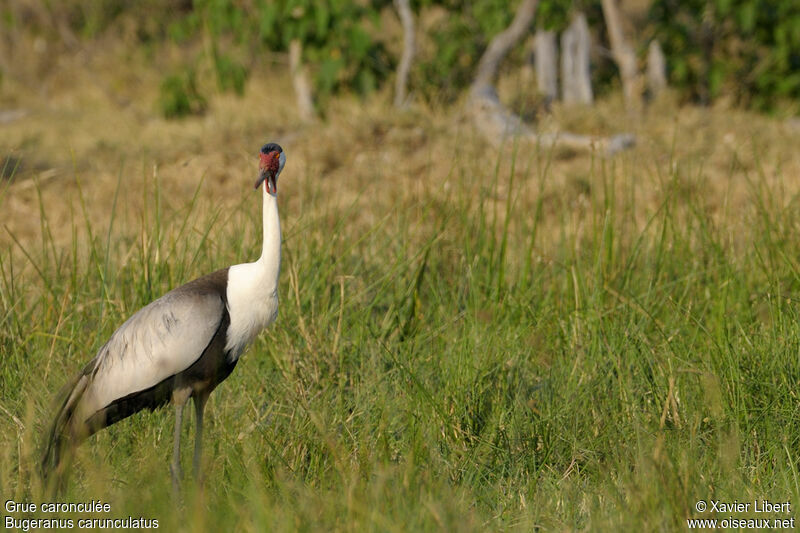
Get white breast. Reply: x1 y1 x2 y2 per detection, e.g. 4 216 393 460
225 261 279 361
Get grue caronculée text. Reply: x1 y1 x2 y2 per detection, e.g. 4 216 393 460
42 143 286 490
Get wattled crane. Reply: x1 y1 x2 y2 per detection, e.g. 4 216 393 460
42 143 286 491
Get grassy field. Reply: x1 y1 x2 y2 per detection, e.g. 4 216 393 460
2 40 800 531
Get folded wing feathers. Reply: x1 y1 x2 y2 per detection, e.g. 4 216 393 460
41 269 230 481
79 289 225 421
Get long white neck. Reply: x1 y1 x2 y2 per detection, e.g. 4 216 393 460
224 184 281 360
259 185 281 280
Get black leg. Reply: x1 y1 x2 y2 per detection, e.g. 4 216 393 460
170 390 190 494
193 393 208 482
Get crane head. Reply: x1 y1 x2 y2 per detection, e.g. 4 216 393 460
255 143 286 194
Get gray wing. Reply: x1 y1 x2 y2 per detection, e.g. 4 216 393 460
77 288 225 421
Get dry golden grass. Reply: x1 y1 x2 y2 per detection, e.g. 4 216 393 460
2 40 799 273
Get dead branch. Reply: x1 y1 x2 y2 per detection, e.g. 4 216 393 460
469 85 634 156
393 0 415 108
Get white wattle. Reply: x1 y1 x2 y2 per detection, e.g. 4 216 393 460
225 183 281 361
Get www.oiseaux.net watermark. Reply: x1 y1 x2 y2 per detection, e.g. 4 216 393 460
688 499 794 529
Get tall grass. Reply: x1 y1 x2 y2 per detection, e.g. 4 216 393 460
1 138 798 531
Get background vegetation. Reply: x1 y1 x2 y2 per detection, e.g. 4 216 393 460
0 0 799 531
649 0 800 110
2 0 796 115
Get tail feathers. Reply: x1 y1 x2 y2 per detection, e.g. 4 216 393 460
41 371 92 483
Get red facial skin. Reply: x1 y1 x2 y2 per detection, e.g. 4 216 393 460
257 151 281 193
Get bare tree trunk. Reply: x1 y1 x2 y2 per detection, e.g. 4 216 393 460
467 0 539 144
472 0 540 91
561 13 593 105
289 39 315 122
534 30 558 104
647 40 667 97
601 0 641 111
393 0 415 108
467 2 633 156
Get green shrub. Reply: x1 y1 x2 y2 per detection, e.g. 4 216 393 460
256 0 392 104
212 49 248 96
159 69 207 118
649 0 800 111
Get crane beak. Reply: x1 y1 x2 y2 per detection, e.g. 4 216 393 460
254 169 277 194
